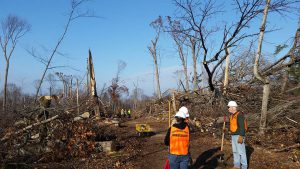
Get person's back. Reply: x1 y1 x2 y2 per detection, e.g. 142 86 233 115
164 111 190 169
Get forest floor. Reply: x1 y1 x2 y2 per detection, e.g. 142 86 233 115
26 116 300 169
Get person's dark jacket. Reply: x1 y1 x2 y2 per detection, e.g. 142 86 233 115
164 122 190 146
231 112 246 136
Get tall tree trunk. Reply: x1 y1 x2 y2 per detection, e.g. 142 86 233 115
149 16 162 99
148 37 162 99
154 57 162 99
253 0 271 135
178 45 190 94
76 79 79 115
183 60 189 93
192 54 197 91
190 38 198 91
200 62 206 91
69 78 72 98
223 43 230 94
281 69 289 93
260 83 270 132
3 60 9 112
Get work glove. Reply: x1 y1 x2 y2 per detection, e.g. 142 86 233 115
237 135 244 144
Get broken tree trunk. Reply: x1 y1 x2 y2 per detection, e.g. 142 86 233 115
88 49 100 119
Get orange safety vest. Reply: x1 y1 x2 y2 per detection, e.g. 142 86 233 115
230 112 248 132
170 126 189 155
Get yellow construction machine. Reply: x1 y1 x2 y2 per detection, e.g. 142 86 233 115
135 124 151 137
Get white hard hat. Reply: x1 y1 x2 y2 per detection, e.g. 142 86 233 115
175 111 186 119
228 101 238 107
179 106 189 118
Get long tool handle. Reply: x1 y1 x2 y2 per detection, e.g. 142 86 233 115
168 101 171 127
220 116 226 151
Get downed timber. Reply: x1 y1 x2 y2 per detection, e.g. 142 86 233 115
285 84 300 93
1 115 59 141
265 125 294 130
285 117 298 124
272 143 300 152
268 100 299 123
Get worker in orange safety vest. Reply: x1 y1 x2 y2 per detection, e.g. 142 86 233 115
228 101 247 169
164 111 190 169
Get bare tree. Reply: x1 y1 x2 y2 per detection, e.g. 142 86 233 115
253 0 271 135
254 1 300 135
132 79 143 110
228 44 255 85
172 0 296 92
188 35 201 92
148 16 162 99
0 15 30 111
0 83 23 108
166 17 190 93
45 73 57 95
32 0 95 102
173 70 184 90
55 72 69 97
107 61 128 114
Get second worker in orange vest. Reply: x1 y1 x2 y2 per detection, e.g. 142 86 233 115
164 111 190 169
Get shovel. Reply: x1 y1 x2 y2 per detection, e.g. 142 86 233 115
218 115 226 164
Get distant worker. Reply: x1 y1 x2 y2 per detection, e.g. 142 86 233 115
127 109 131 118
228 101 247 169
165 111 190 169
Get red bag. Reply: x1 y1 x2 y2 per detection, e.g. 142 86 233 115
164 159 170 169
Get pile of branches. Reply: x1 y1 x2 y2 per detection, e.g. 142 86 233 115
0 96 120 168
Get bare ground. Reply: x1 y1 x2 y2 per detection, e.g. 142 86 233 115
13 116 300 169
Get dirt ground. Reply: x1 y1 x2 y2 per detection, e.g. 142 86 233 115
117 117 300 169
24 116 299 169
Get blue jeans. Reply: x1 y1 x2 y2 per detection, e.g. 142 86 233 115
168 154 189 169
231 135 248 169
